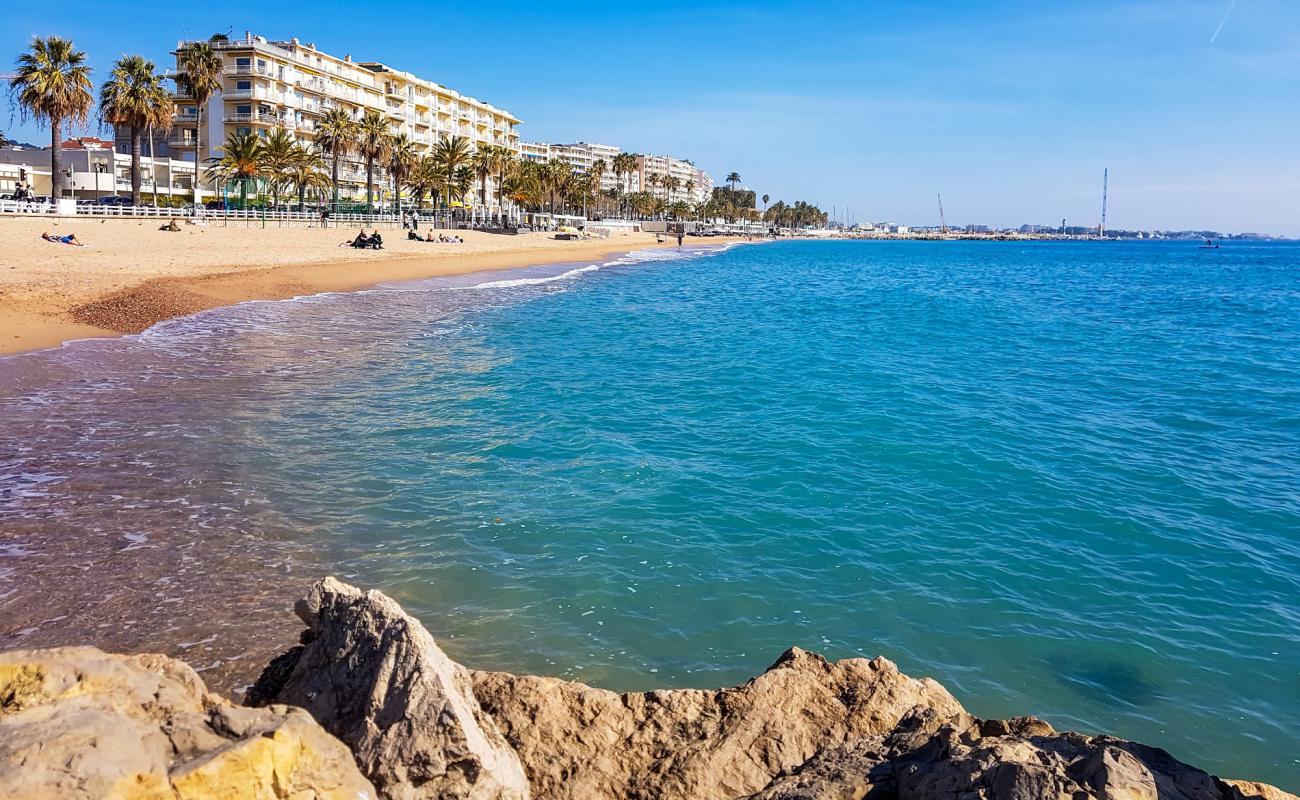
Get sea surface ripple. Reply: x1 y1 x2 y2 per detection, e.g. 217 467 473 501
1 240 1297 788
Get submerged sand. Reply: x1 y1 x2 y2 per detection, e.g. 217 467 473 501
1 217 703 356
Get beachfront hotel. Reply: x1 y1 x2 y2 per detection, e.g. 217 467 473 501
522 141 712 205
163 31 521 205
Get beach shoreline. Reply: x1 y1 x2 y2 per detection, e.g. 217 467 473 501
1 217 743 357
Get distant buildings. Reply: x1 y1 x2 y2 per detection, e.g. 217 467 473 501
521 140 712 204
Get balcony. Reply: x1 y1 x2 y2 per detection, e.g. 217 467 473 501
173 114 199 127
232 64 269 76
297 77 329 94
224 112 282 125
224 89 255 100
168 137 197 149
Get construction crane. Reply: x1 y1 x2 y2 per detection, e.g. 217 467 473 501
1099 168 1108 238
937 194 947 235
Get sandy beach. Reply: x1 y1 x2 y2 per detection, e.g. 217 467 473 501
0 217 711 356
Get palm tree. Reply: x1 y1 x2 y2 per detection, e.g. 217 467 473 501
726 172 741 194
356 109 390 212
490 147 517 222
0 130 9 148
285 145 329 210
432 135 474 213
471 145 494 211
406 154 441 210
540 159 570 214
9 36 93 201
612 152 638 216
502 160 542 212
386 132 418 217
205 130 263 206
176 39 223 205
258 126 297 208
664 176 680 204
762 193 770 214
315 107 358 208
98 55 172 206
588 158 607 214
451 164 476 209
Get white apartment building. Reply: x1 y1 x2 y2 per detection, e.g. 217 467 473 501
168 32 520 207
520 141 633 193
636 154 711 205
519 140 712 203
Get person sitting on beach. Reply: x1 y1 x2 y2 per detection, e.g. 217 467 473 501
349 230 370 248
42 231 84 246
369 232 383 249
159 218 182 232
408 230 424 242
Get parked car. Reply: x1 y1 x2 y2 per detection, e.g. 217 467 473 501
94 196 132 206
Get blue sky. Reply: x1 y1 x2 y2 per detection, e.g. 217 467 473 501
5 0 1297 235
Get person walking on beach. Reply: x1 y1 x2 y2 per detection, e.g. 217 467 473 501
677 232 684 247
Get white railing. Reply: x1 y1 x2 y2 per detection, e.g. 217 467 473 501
0 200 497 229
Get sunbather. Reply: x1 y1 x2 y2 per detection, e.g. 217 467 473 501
42 231 83 246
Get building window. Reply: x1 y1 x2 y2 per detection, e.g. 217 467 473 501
236 80 251 91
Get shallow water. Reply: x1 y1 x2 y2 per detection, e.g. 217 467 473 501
1 240 1297 787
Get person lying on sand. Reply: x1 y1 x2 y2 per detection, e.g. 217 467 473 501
42 231 84 246
408 230 425 241
159 218 181 232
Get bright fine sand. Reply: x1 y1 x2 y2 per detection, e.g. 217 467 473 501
1 217 704 356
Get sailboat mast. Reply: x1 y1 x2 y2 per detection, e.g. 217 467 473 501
1100 168 1108 238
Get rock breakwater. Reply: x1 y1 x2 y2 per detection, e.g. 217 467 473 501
1 578 1293 800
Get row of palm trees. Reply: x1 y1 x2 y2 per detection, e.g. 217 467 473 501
10 34 821 224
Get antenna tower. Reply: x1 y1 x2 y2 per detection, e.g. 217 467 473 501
1100 168 1108 238
937 194 947 234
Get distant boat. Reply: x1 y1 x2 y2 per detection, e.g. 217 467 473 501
1199 239 1221 249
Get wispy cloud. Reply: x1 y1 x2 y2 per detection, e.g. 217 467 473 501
1209 0 1238 44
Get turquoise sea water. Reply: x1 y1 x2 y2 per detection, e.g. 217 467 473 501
1 240 1298 787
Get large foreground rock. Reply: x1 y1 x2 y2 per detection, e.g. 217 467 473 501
247 577 1296 800
0 646 374 800
246 576 530 800
472 647 964 799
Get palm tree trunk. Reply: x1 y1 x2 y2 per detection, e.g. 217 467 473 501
366 155 374 212
298 184 306 210
130 127 143 207
331 152 340 208
193 107 203 207
50 117 64 200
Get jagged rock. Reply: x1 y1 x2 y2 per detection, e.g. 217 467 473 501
247 577 529 800
0 646 375 800
5 580 1298 800
750 716 1299 800
470 646 965 800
